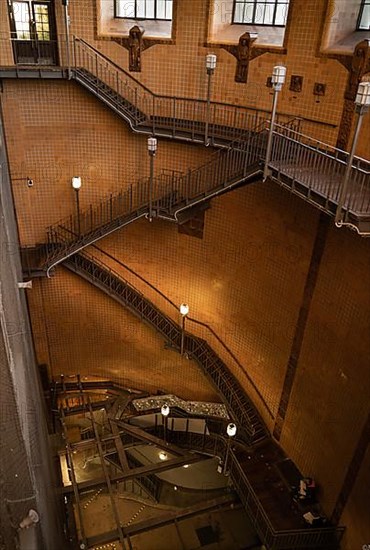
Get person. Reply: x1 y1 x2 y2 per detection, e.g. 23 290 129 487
293 477 316 502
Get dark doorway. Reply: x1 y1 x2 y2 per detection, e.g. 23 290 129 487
8 1 58 65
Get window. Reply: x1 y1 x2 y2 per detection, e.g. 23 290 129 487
116 0 173 20
233 0 290 26
357 0 370 29
13 2 31 39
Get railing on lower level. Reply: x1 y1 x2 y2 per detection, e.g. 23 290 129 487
147 428 344 550
64 251 268 445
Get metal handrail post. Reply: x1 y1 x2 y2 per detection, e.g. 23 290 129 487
63 0 71 79
335 105 366 225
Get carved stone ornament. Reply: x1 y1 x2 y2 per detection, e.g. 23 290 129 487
337 39 370 150
235 32 258 83
112 25 154 73
219 32 259 84
345 39 370 101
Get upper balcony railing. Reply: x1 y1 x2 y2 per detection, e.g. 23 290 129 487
269 124 370 228
71 36 302 145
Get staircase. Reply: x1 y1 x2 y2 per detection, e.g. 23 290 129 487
63 251 268 446
2 37 368 238
43 128 265 275
71 36 274 146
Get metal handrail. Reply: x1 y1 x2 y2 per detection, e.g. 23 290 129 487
63 251 268 444
89 245 274 420
273 123 370 168
270 126 370 216
146 427 345 549
44 127 266 272
71 37 308 145
70 37 338 130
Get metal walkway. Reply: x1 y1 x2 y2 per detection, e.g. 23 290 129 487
1 37 369 249
42 128 265 274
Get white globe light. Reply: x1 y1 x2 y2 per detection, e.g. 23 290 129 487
355 81 370 107
159 451 168 461
179 303 189 316
206 53 217 71
227 423 237 437
71 176 81 190
271 65 286 91
161 404 170 417
147 136 157 152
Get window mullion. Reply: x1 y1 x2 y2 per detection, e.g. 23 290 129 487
252 1 257 24
273 0 278 25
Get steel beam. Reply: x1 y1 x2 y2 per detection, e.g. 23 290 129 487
62 452 206 495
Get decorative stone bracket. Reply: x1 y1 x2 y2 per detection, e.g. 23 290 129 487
112 25 169 72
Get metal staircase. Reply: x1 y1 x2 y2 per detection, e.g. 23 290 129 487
2 37 368 239
71 37 275 146
43 128 265 275
63 251 268 446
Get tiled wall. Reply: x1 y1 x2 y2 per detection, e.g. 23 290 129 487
1 0 370 547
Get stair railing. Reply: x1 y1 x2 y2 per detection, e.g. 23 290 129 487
72 37 298 144
86 245 275 423
64 251 268 444
270 124 370 216
44 125 267 273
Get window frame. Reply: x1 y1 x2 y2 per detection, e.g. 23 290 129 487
357 0 370 30
114 0 173 21
232 0 290 27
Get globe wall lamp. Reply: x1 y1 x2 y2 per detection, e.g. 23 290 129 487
179 303 189 356
263 65 287 181
335 81 370 227
205 53 217 145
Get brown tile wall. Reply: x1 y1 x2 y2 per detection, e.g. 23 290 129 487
27 268 219 402
2 80 212 245
1 0 369 546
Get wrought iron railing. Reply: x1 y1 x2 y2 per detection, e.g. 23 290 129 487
72 37 301 145
44 128 265 273
63 251 268 445
270 124 370 221
146 427 344 549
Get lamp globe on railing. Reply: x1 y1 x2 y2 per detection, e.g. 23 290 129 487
161 403 170 443
223 422 237 475
179 303 189 317
263 65 287 181
147 136 157 156
71 177 82 235
205 54 217 145
71 176 82 190
206 53 217 75
226 422 237 438
161 403 170 417
179 303 189 356
147 137 157 222
271 65 286 92
355 81 370 114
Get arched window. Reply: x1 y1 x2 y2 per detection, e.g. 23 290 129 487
233 0 290 26
357 0 370 29
115 0 173 20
